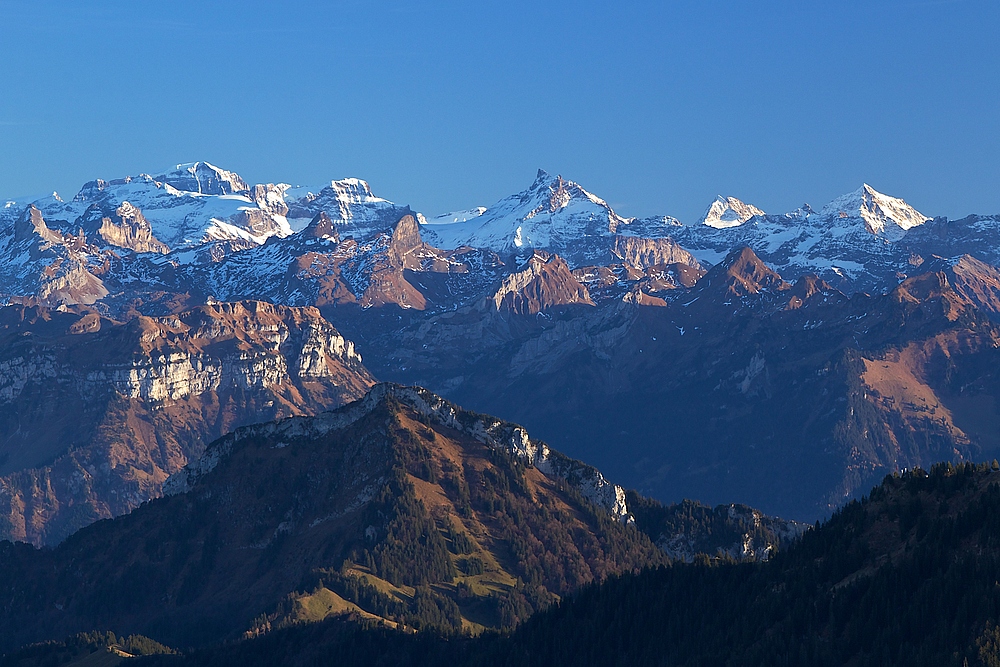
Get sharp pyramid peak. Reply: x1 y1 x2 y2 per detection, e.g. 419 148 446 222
534 168 551 182
699 195 765 229
699 246 787 296
819 183 930 239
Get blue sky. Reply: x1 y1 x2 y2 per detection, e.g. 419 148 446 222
0 0 997 222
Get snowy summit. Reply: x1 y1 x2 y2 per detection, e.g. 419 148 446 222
698 196 765 229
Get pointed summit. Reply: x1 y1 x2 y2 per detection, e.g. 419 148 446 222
490 252 595 315
420 170 631 265
699 247 788 297
819 184 929 241
699 196 765 229
14 205 60 244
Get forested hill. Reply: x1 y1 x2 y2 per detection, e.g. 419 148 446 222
132 462 1000 667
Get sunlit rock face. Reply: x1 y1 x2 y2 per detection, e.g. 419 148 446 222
0 300 374 546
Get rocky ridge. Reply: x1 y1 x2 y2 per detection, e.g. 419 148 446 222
0 384 668 650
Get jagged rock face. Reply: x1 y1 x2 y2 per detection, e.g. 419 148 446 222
387 213 423 264
0 301 374 546
0 206 110 306
696 246 790 299
14 205 61 244
249 183 291 217
302 211 339 240
915 254 1000 320
0 384 665 650
610 234 700 271
78 201 171 254
284 178 413 241
491 252 594 315
153 162 250 196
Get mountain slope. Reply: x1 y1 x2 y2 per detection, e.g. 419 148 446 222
133 462 1000 667
0 384 667 651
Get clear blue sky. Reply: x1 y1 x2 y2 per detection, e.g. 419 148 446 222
0 0 997 222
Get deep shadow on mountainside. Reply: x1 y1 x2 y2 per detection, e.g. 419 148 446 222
0 384 802 655
346 246 1000 523
124 462 1000 667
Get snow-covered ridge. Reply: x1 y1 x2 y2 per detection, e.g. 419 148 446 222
0 164 418 264
665 183 934 292
426 207 487 225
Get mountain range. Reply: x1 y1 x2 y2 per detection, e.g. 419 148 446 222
6 161 998 309
4 162 1000 665
3 162 1000 531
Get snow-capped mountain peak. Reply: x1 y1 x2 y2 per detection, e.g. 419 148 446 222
818 184 929 241
699 196 765 229
152 162 250 196
420 169 632 264
282 178 409 238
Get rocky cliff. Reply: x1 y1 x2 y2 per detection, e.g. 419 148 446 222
0 300 374 545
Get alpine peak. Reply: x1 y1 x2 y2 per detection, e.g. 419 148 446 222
699 195 765 229
818 183 930 241
152 161 250 196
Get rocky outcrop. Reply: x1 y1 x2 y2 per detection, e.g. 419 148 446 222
14 205 62 244
696 246 789 298
0 301 374 546
302 211 340 240
490 252 595 315
2 206 110 306
250 183 291 217
78 201 170 254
